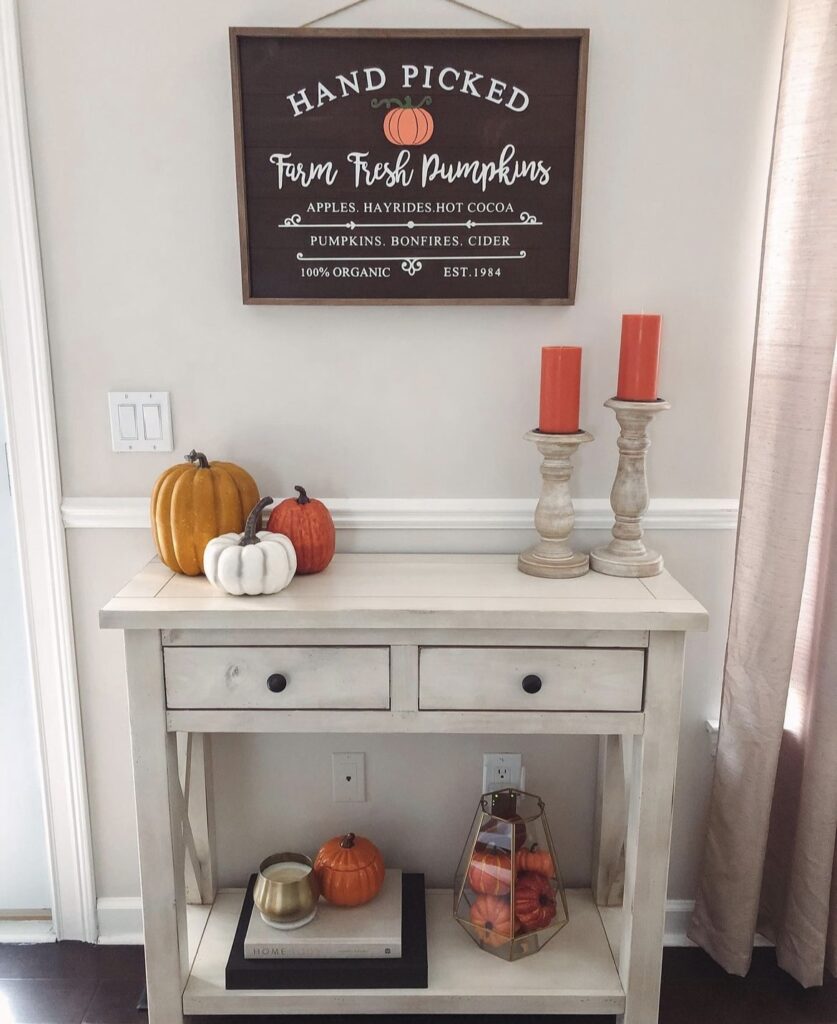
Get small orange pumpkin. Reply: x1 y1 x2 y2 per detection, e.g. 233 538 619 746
516 845 554 878
267 485 335 574
468 846 512 896
514 871 557 932
314 833 384 907
469 895 513 948
373 96 434 146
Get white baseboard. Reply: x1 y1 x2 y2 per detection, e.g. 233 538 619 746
95 897 143 945
0 918 56 943
63 497 739 532
96 895 704 946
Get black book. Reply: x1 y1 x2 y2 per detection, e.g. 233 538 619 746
225 872 428 990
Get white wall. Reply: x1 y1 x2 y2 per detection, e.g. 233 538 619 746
19 0 786 912
0 393 51 912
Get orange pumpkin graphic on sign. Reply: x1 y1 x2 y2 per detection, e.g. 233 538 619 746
371 96 434 146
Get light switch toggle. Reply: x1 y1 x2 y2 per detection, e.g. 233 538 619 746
108 392 173 452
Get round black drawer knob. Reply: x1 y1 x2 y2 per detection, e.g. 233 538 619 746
266 673 288 693
522 674 542 694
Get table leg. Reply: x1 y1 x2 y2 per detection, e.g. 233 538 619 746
618 631 685 1024
179 732 217 904
125 630 187 1024
593 734 627 909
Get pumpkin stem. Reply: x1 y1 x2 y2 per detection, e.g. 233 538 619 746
340 833 356 849
370 95 431 110
240 497 273 546
185 449 210 469
294 485 311 505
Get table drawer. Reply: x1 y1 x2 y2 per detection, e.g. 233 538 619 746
164 647 390 710
419 647 644 712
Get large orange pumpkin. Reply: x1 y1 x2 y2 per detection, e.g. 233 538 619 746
469 895 513 948
267 485 335 574
514 871 557 932
151 449 259 576
374 96 434 146
468 846 512 896
314 833 384 907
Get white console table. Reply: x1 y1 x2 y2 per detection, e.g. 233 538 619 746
101 553 707 1023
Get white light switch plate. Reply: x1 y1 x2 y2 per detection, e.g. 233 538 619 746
108 392 173 452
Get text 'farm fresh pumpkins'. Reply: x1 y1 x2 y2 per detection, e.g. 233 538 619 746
151 450 259 576
314 833 384 907
267 485 335 574
203 498 297 596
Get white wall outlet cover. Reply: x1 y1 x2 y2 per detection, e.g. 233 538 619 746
332 752 366 803
482 753 523 794
108 392 173 452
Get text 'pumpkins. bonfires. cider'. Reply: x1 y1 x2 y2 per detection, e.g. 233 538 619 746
267 485 335 574
151 450 259 576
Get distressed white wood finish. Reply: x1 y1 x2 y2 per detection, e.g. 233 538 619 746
162 627 649 648
164 646 390 710
123 631 187 1024
184 888 624 1016
419 647 644 711
591 399 671 578
166 708 646 735
518 430 594 578
101 554 707 632
178 733 216 905
104 555 706 1023
592 735 628 907
617 632 686 1023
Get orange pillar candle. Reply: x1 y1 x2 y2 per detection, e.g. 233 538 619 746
616 314 662 400
539 346 582 433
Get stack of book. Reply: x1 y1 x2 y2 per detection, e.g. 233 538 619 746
225 869 428 989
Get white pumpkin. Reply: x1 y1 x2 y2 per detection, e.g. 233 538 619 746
204 497 297 596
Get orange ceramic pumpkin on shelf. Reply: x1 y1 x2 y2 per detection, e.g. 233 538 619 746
514 871 557 932
469 895 513 948
516 845 555 878
468 846 512 896
314 833 384 907
267 485 335 574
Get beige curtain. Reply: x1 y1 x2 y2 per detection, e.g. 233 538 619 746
688 0 837 987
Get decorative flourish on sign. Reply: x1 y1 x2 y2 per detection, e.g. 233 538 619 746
370 96 434 146
296 251 527 275
278 212 543 230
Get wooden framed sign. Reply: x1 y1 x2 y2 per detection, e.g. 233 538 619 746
230 28 588 305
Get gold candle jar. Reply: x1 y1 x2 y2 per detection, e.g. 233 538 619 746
253 852 320 930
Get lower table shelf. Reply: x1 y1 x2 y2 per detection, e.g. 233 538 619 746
183 887 625 1016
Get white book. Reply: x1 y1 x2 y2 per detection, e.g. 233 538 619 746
244 869 402 959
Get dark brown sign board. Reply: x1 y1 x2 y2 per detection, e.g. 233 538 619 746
230 28 588 305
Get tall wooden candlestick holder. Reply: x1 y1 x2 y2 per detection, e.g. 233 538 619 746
519 429 593 579
590 398 670 577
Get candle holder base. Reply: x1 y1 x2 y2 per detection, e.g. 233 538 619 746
590 398 670 579
518 429 593 580
589 544 663 578
519 545 590 579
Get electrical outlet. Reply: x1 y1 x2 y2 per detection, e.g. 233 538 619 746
332 752 366 802
482 753 524 793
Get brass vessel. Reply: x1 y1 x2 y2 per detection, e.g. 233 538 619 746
253 852 320 929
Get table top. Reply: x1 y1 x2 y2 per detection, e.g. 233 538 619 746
100 554 708 632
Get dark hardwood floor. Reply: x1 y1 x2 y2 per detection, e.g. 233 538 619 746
0 942 834 1023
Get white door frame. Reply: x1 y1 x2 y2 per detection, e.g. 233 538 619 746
0 0 97 941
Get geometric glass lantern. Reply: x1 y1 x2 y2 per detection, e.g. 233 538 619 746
453 788 569 961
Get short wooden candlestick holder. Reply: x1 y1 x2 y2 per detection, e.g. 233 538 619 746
518 429 593 579
590 397 671 578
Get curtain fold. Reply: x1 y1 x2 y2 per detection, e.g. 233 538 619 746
688 0 837 987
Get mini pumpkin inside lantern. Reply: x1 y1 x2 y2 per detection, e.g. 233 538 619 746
454 789 568 961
